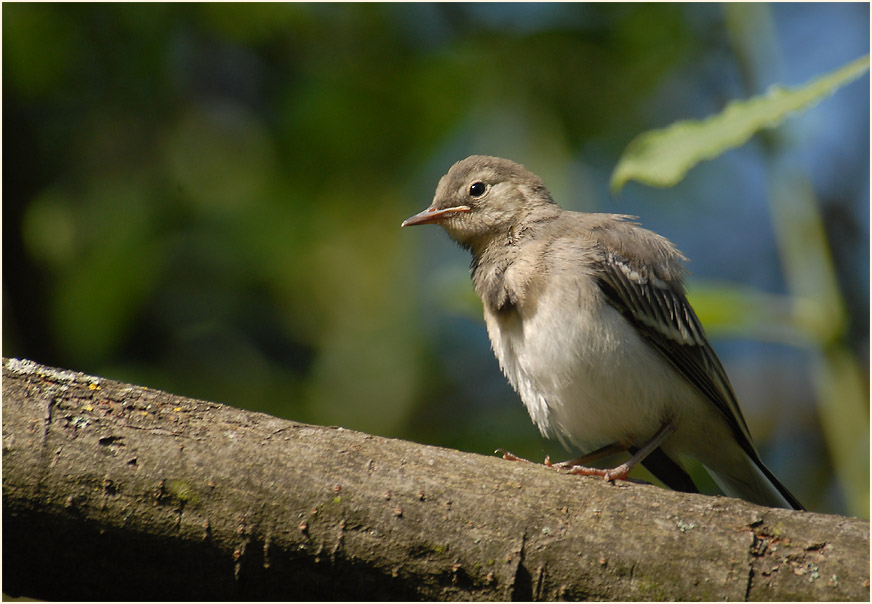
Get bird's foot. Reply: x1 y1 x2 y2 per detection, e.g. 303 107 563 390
498 450 575 470
495 448 534 464
544 456 578 469
499 449 636 484
565 462 631 483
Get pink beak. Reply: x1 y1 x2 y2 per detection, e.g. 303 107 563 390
401 205 471 227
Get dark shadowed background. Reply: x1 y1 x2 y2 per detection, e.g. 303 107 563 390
3 3 868 517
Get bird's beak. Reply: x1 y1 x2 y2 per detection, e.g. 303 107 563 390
401 205 471 227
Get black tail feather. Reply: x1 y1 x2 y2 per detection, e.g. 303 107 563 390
632 445 698 494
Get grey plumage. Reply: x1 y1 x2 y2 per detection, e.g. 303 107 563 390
403 155 802 510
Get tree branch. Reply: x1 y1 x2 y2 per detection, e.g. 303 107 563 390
2 357 868 600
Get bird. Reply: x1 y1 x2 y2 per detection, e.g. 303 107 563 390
402 154 803 510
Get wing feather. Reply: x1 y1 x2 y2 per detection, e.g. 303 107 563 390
593 248 803 510
595 250 755 449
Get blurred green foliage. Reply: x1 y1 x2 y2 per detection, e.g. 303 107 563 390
611 54 869 191
3 3 868 517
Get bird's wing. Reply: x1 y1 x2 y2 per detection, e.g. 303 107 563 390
594 249 804 510
594 250 756 450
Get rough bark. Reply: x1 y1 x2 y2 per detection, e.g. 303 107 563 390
2 357 869 601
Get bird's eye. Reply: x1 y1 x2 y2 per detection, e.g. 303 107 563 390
468 181 488 198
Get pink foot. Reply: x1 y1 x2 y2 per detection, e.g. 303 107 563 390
495 449 533 463
566 463 631 483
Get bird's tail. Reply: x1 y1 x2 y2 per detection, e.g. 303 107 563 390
707 452 803 510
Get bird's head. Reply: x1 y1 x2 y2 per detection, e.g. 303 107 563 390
402 155 556 251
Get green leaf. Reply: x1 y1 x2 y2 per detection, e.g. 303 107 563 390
610 54 870 192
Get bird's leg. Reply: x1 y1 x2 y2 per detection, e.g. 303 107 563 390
566 421 677 483
545 442 629 468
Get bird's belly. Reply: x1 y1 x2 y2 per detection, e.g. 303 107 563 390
485 299 704 451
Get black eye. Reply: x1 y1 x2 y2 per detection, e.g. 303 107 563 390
468 181 487 198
